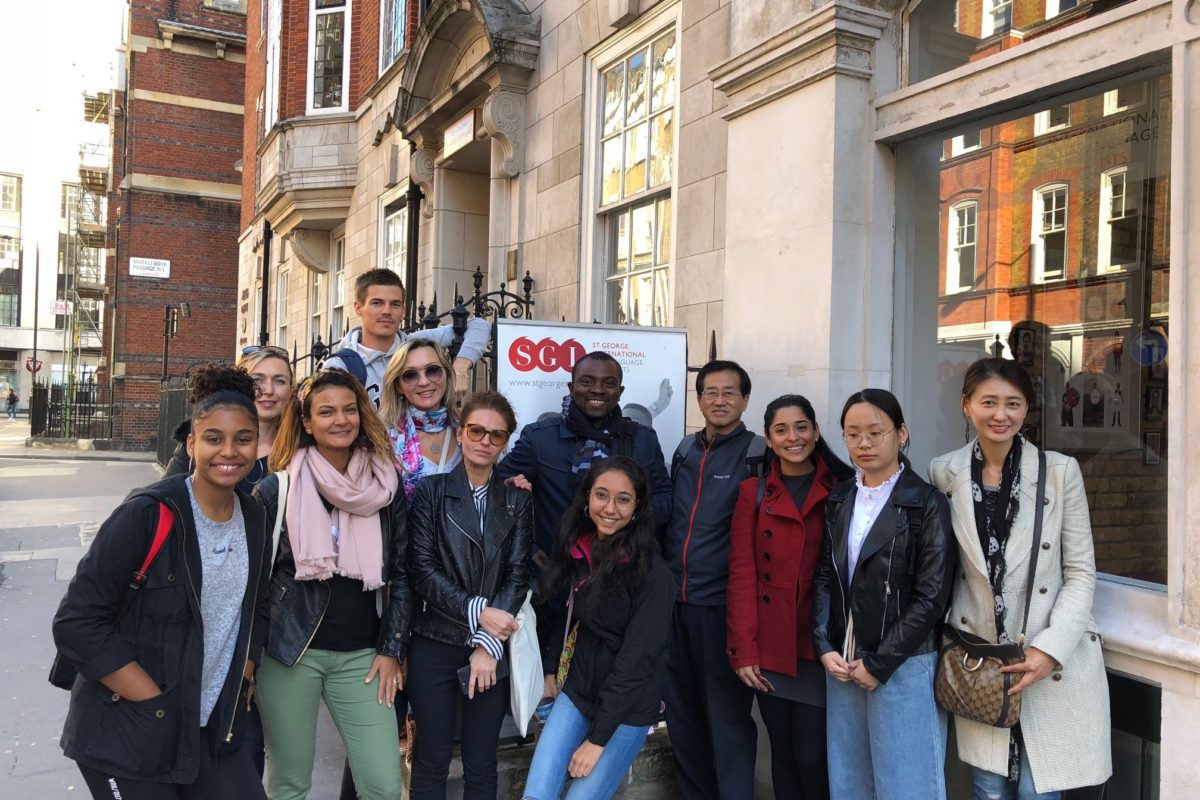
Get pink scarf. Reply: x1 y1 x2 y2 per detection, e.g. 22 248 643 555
285 447 399 590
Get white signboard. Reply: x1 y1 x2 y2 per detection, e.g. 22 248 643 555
51 300 74 315
496 319 688 452
130 257 170 278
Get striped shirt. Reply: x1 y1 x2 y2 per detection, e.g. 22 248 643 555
465 480 505 660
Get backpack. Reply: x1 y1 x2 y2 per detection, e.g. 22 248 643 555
328 347 368 386
670 432 768 485
49 501 175 690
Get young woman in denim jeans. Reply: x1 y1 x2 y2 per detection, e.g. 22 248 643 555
931 359 1110 799
522 457 675 800
812 389 957 800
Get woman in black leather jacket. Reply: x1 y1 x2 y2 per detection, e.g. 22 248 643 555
812 389 956 800
407 390 533 800
253 369 410 800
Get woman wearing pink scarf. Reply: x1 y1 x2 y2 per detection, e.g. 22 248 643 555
253 370 410 800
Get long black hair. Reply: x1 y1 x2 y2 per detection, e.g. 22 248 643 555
763 394 854 481
839 388 912 469
543 456 657 610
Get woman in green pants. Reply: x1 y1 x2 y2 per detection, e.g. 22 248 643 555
253 369 411 800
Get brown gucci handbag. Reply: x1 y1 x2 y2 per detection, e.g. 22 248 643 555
934 451 1046 728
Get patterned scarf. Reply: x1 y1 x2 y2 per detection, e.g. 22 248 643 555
969 434 1024 782
389 406 451 499
561 395 623 476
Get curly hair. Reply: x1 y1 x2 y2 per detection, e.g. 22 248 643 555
188 362 258 426
269 369 392 471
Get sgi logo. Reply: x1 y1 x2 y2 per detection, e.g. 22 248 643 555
508 337 586 373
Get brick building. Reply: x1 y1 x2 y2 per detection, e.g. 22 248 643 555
102 0 247 448
241 0 1200 795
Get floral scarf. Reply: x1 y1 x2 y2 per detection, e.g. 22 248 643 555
389 406 451 499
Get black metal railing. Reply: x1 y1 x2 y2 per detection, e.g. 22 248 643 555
157 377 190 466
30 378 113 439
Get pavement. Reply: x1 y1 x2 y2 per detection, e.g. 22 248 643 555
0 417 158 462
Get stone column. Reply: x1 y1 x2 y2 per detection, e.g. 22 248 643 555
482 86 527 287
710 1 893 432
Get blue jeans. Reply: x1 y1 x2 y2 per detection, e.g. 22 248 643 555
522 692 649 800
826 650 946 800
971 743 1062 800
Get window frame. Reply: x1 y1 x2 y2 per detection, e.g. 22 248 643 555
950 130 982 156
309 267 324 346
0 174 21 213
306 0 352 116
1031 183 1069 283
265 0 281 132
1098 164 1140 274
329 237 345 340
379 0 407 75
1045 0 1079 19
1103 82 1147 116
579 1 681 325
946 200 979 294
981 0 1013 38
276 268 289 347
1033 104 1071 135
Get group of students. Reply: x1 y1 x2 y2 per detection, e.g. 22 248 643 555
50 267 1111 800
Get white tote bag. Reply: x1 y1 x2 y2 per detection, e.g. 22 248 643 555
508 591 542 737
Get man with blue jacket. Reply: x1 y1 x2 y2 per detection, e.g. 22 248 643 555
664 360 765 800
497 351 672 686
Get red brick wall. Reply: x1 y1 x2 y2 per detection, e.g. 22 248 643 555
243 0 266 230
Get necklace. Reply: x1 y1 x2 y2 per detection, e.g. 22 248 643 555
429 437 443 456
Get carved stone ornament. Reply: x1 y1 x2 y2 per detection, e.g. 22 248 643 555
481 89 526 179
286 229 332 274
410 145 437 219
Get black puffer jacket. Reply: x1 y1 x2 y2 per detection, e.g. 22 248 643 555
408 464 533 646
53 475 269 782
254 466 411 667
812 466 956 684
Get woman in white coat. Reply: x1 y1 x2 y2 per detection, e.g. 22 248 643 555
930 358 1110 799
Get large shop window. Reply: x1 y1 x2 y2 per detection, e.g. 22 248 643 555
896 74 1170 584
308 0 350 113
597 28 677 326
908 0 1135 84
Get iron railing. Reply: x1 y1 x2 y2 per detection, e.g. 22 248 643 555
30 378 113 439
157 378 190 466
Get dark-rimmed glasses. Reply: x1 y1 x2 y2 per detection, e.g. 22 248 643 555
462 423 510 447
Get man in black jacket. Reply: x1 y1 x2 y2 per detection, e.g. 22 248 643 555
663 360 764 800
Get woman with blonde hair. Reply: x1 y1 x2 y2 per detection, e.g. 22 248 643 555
379 338 461 499
253 369 410 800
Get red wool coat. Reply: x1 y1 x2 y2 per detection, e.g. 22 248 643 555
726 457 836 675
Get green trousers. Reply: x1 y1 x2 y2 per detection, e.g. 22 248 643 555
257 648 402 800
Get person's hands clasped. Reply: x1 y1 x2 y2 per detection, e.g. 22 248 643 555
468 646 498 700
847 659 879 691
479 607 519 641
820 652 854 682
569 741 604 778
365 655 403 707
1001 646 1057 695
735 665 775 693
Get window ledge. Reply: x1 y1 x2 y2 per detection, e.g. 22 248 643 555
1095 578 1200 676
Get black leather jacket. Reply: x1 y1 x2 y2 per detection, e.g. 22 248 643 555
408 464 534 647
254 468 411 667
812 466 956 684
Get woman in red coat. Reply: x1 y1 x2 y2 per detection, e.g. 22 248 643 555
726 394 854 799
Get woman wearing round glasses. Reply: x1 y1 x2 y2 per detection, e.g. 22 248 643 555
812 389 956 800
379 339 462 500
406 391 533 799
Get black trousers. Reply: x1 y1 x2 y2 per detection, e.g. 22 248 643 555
756 693 829 800
406 634 510 800
78 739 265 800
663 602 758 800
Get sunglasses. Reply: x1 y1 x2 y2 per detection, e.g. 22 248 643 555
400 364 445 386
462 423 510 447
242 345 290 358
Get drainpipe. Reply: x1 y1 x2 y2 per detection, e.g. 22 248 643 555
404 144 423 329
259 220 272 346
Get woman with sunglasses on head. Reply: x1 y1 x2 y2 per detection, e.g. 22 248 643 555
522 456 675 800
930 359 1110 799
405 390 533 800
726 394 855 800
252 369 410 800
53 364 270 799
165 346 295 496
812 389 956 800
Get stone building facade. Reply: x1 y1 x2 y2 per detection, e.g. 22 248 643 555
240 0 1200 794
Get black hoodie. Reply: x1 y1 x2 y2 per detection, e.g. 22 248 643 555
53 474 270 783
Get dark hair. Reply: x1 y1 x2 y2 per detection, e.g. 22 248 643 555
571 351 623 383
459 390 518 434
543 456 656 612
763 394 854 481
188 362 258 426
961 358 1036 405
269 369 392 471
839 388 911 468
354 268 404 303
695 359 751 396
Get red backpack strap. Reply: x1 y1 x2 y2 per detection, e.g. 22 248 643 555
130 501 175 590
